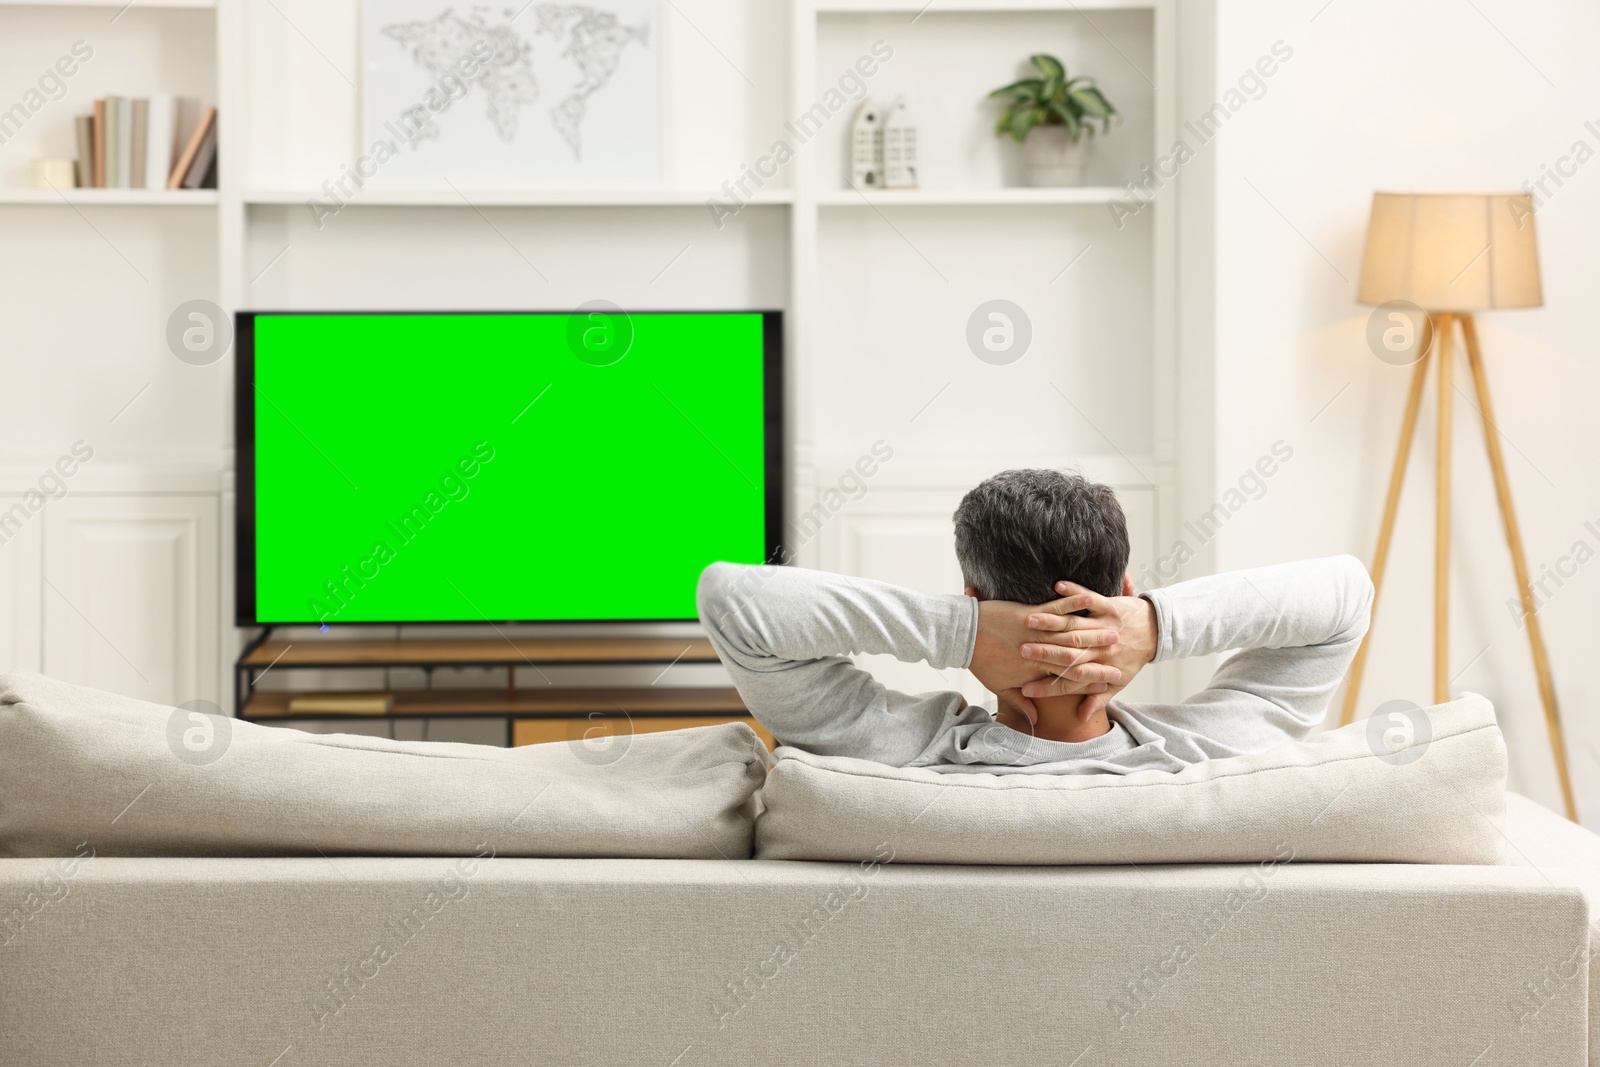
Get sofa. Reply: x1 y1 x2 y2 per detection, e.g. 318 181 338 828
3 671 1599 1065
0 794 1595 1066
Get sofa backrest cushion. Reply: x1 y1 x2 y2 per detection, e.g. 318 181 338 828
755 693 1507 864
0 671 767 860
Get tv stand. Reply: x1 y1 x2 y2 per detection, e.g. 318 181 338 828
233 628 770 748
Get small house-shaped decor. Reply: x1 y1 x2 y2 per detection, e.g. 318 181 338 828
850 97 884 188
883 95 918 189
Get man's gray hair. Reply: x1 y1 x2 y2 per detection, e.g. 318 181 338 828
952 469 1130 602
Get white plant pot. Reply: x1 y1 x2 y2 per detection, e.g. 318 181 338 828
1021 126 1092 187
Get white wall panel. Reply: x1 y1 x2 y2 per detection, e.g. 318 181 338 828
42 494 218 706
0 496 43 672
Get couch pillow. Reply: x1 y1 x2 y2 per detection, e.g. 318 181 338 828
0 671 766 860
755 693 1507 865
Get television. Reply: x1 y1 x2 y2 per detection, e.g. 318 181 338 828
236 310 782 625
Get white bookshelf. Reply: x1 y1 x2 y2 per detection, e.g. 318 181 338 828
0 0 1190 708
791 0 1178 701
815 186 1124 206
0 0 215 7
0 188 217 204
240 188 795 208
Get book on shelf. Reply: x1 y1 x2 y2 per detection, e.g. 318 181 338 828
168 106 216 190
71 96 214 193
196 150 218 190
90 99 104 187
73 116 93 188
115 98 133 188
145 95 175 191
180 113 217 190
285 694 396 715
129 98 148 189
102 95 119 189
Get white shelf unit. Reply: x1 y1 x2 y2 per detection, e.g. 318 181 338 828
786 0 1178 703
0 0 215 7
239 188 795 207
1 0 1188 708
0 188 217 204
0 0 224 706
815 186 1124 206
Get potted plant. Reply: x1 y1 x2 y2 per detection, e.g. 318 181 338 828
988 54 1116 187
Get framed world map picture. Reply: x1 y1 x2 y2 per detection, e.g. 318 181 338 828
360 0 662 188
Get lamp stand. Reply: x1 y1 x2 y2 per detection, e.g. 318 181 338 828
1337 311 1577 821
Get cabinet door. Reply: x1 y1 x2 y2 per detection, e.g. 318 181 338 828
42 495 219 707
0 496 43 671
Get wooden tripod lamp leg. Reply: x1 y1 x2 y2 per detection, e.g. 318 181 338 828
1460 314 1578 821
1338 335 1435 726
1434 314 1456 705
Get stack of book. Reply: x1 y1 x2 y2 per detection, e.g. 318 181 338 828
73 96 217 190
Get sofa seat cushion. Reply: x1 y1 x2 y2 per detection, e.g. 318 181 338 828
755 693 1507 864
0 671 766 860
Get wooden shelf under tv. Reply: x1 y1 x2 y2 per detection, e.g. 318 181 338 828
240 635 721 669
241 686 748 720
232 633 764 747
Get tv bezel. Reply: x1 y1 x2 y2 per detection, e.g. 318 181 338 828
234 309 785 626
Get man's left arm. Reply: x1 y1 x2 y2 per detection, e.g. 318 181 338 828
1019 555 1373 744
1135 554 1374 739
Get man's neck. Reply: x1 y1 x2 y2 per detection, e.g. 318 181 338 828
1030 695 1112 743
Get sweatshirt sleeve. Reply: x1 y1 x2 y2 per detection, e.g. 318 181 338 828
696 562 988 765
1117 555 1374 754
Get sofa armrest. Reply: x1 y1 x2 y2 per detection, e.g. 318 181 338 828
1502 791 1600 1065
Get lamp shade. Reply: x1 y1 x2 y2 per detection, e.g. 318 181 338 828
1356 191 1542 310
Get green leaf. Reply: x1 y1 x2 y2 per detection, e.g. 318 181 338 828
987 77 1043 100
1030 53 1065 81
991 57 1118 143
1007 106 1040 142
1068 86 1115 118
1047 101 1082 141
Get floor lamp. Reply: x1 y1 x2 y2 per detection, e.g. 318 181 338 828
1337 190 1577 821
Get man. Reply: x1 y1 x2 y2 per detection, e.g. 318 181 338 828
696 468 1374 774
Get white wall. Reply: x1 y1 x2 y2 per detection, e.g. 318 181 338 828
1200 0 1600 817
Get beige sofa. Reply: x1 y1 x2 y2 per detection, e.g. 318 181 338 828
2 791 1596 1066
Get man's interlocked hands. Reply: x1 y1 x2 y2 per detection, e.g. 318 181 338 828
969 577 1160 727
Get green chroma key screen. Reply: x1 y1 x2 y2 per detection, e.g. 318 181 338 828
236 310 781 624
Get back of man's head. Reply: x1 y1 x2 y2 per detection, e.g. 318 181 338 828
953 469 1129 602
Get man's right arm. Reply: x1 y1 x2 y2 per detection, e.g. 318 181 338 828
696 562 988 765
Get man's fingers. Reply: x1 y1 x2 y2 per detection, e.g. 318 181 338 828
1020 632 1117 663
1029 591 1098 618
1019 673 1082 700
1018 663 1123 698
1025 610 1104 633
1049 581 1113 611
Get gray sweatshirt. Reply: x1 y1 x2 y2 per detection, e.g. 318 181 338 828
696 556 1374 774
